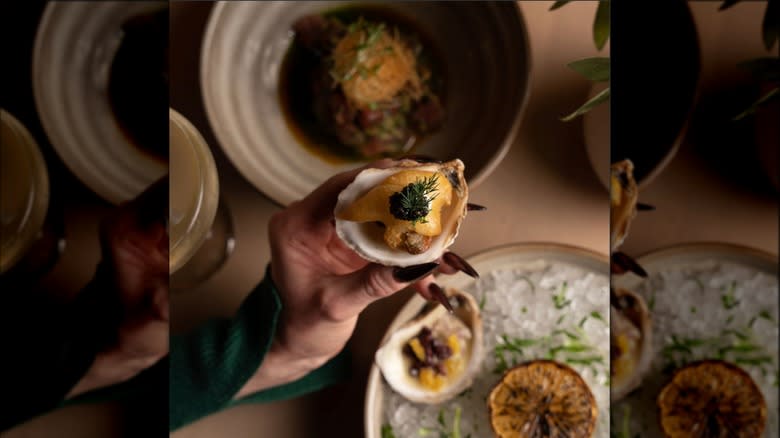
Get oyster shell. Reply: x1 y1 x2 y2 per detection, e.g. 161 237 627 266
375 287 484 404
334 159 468 267
610 287 653 401
610 160 638 252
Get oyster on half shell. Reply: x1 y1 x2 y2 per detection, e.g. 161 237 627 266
610 287 653 401
334 159 468 267
375 287 484 404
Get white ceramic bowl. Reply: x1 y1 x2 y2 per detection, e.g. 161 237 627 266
201 1 530 206
33 1 168 204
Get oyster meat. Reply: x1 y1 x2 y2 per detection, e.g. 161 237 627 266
375 287 483 404
335 159 468 267
610 287 653 401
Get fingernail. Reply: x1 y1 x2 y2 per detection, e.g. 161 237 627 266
429 283 454 313
399 154 442 164
637 202 655 211
467 203 487 211
443 252 479 278
393 262 439 283
611 252 648 278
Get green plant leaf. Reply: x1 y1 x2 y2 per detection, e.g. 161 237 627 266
733 87 780 120
719 0 743 11
561 87 610 121
763 0 779 50
568 57 610 82
549 0 572 11
593 0 610 51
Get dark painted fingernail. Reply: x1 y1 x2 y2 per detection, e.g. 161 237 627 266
399 154 443 164
637 202 655 211
443 252 479 278
611 252 648 278
429 283 454 313
467 203 487 211
393 262 439 283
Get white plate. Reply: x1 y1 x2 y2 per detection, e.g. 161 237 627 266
201 1 530 206
612 243 778 436
365 243 609 438
33 1 167 204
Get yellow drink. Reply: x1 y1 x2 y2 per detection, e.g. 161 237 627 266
0 109 50 274
168 108 219 274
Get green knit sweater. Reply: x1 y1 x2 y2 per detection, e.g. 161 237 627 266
48 267 349 434
168 266 351 431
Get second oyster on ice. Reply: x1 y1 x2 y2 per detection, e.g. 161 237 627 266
375 287 484 404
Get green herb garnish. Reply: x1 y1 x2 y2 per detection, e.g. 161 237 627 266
424 406 465 438
721 281 740 310
382 424 396 438
331 18 391 83
590 311 605 322
552 282 571 309
493 330 602 374
389 175 439 225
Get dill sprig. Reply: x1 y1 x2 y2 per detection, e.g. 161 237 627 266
389 175 439 226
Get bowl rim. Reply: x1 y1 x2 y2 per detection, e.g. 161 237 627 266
465 1 532 192
585 0 702 192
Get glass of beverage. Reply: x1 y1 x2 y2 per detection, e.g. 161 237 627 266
168 108 234 290
0 109 61 279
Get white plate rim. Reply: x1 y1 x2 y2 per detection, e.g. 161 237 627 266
363 242 609 438
614 242 778 291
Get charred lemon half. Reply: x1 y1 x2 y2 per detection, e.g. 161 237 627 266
657 360 767 438
488 360 597 437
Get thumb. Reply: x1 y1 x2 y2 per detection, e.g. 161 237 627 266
327 262 439 319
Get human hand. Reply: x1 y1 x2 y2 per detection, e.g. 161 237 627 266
236 160 480 396
67 177 169 398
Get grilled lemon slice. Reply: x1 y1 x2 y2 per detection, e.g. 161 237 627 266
657 360 767 438
488 360 597 437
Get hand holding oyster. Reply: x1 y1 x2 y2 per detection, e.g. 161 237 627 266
334 159 468 267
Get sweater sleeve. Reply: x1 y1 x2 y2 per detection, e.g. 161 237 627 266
0 271 118 432
168 266 350 432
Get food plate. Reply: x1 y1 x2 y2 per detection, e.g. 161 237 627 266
33 1 167 204
612 243 778 436
365 243 610 438
201 1 529 206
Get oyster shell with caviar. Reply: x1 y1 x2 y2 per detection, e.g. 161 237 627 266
610 287 653 402
334 159 468 267
375 287 483 404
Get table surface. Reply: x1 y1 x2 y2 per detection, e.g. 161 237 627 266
4 1 776 437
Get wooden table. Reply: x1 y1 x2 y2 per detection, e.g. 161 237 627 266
4 1 775 437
